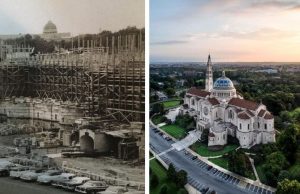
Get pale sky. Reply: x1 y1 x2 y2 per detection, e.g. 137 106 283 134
151 0 300 62
0 0 145 35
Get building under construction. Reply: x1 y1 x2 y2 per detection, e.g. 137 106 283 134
0 30 145 161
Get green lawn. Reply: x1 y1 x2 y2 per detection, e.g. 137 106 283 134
190 142 239 157
152 114 166 125
150 159 181 194
160 124 186 139
208 157 229 170
162 100 181 108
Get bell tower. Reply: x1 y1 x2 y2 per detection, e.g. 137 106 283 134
205 54 213 92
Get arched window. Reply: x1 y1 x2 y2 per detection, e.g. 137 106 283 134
191 99 195 105
258 122 260 128
229 110 234 119
248 124 249 130
265 124 267 130
240 123 242 129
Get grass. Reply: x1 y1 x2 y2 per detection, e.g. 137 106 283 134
150 159 181 194
152 114 166 125
190 142 239 157
208 157 229 170
162 100 181 108
160 124 186 139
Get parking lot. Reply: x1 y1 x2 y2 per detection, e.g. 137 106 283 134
150 126 275 194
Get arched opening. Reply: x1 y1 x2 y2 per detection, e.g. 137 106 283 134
80 132 94 152
70 131 79 146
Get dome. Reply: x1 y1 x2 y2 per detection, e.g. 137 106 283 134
43 20 57 34
213 71 234 90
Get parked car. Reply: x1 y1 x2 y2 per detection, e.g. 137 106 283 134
191 156 197 160
75 181 109 194
10 166 31 179
207 165 213 171
165 137 172 141
158 132 163 136
61 176 90 191
200 187 209 193
51 173 76 187
0 160 15 177
20 169 45 181
36 169 62 184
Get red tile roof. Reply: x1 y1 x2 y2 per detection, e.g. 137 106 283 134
264 113 274 119
228 98 259 111
235 109 243 113
208 98 219 106
247 110 255 117
187 87 210 98
258 109 266 117
238 112 250 119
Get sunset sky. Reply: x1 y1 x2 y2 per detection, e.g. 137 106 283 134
0 0 144 35
151 0 300 62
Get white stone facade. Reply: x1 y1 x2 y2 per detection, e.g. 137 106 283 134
180 56 276 148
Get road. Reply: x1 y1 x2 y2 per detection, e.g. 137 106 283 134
150 127 262 194
0 177 74 194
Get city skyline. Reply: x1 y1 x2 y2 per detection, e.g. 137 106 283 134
151 0 300 62
0 0 145 36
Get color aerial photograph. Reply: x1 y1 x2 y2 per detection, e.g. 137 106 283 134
0 0 145 194
150 1 300 194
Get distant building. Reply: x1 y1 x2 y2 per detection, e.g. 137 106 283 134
0 20 71 41
38 20 71 41
156 91 168 101
254 69 278 74
180 55 276 148
176 79 185 87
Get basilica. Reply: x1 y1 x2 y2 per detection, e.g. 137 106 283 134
180 55 276 148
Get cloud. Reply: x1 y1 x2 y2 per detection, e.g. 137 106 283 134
250 0 300 9
151 40 189 45
189 28 300 40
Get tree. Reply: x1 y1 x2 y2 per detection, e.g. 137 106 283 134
277 125 298 164
165 88 175 97
176 170 187 187
177 188 188 194
167 163 176 181
150 174 159 188
278 170 291 182
263 151 289 186
179 91 186 98
152 103 164 115
277 179 300 194
159 184 168 194
228 150 250 176
175 114 195 129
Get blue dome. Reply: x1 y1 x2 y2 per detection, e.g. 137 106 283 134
213 71 234 90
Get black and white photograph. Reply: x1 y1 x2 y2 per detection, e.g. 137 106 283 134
0 0 145 193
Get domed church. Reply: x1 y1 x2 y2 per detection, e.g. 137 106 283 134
180 55 276 148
